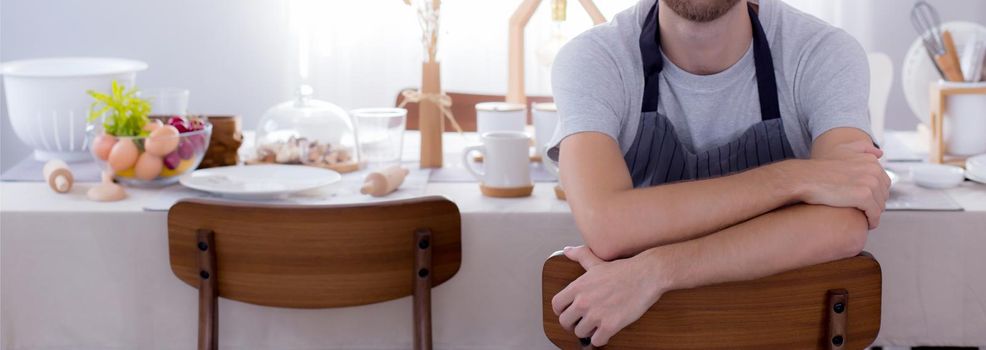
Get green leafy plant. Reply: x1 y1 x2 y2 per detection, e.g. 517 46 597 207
86 81 151 137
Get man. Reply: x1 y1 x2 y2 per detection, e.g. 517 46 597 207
545 0 891 346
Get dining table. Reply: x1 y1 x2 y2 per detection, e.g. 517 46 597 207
2 130 985 349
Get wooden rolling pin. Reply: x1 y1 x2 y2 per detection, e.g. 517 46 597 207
361 165 410 197
42 159 74 193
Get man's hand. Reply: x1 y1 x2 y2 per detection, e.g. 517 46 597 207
779 136 891 229
551 246 670 347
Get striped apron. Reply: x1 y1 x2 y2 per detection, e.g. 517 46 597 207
625 3 795 187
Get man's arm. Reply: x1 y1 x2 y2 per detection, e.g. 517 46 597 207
559 128 887 260
552 128 891 346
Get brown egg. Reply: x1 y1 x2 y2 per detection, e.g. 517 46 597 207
92 134 117 161
144 125 180 156
108 139 139 171
142 119 163 132
134 152 163 180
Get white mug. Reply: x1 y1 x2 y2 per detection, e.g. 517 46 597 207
541 141 559 180
476 102 526 136
532 102 559 158
462 131 532 188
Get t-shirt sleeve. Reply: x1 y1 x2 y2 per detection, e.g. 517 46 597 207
545 34 628 162
794 29 874 144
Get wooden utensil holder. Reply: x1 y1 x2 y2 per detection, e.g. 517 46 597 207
199 115 243 169
928 83 986 165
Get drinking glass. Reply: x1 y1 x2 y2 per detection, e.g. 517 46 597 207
354 108 407 169
141 88 190 117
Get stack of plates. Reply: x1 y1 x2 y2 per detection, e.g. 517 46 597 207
966 154 986 184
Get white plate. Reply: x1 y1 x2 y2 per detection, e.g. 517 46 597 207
180 164 342 199
911 163 965 189
902 21 986 124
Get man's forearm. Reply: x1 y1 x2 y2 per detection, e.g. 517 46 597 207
571 160 801 260
634 204 868 296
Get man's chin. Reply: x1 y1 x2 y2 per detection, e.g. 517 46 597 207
663 0 743 23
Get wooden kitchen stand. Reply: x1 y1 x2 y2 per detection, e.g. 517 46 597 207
928 83 986 166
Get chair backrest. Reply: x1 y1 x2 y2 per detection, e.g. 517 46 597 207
868 53 893 145
396 88 554 131
167 196 462 308
542 252 882 350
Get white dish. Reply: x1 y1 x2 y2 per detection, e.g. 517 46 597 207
911 164 965 189
180 164 342 199
886 169 900 187
902 21 986 125
965 154 986 185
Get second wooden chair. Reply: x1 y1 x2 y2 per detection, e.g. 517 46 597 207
167 196 462 350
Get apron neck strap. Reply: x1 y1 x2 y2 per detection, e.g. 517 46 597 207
639 2 782 121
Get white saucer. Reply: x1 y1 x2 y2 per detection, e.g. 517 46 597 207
965 154 986 185
180 164 342 200
911 164 966 189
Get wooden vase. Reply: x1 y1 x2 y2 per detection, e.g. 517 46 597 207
419 61 443 168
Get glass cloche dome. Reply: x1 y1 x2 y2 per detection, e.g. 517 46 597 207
251 85 359 173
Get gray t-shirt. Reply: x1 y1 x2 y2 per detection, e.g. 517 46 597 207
547 0 872 163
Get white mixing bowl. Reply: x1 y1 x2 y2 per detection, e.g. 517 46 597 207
1 57 148 162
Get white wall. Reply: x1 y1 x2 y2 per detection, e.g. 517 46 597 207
3 0 986 171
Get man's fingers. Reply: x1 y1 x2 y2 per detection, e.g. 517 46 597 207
551 285 575 316
864 199 881 229
557 304 582 332
573 314 597 338
564 246 604 270
865 145 884 159
591 326 615 347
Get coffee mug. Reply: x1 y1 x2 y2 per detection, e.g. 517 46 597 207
541 141 559 179
462 131 532 188
942 81 986 156
476 102 526 136
532 102 559 158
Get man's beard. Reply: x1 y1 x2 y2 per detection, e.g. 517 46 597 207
663 0 743 23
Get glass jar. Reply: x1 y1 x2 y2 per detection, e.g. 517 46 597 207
252 85 359 173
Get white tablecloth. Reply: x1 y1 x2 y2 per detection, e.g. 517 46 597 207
2 132 986 349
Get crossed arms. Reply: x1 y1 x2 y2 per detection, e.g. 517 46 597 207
550 127 891 346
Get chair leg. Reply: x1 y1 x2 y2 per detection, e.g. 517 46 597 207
827 289 848 350
197 229 218 350
413 229 433 350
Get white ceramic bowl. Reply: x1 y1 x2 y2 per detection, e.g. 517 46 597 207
1 57 148 162
965 154 986 185
912 164 966 189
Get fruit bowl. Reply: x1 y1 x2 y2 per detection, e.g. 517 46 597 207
88 116 212 187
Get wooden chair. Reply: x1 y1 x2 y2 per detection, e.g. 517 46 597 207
167 196 462 350
542 252 882 350
396 88 554 131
